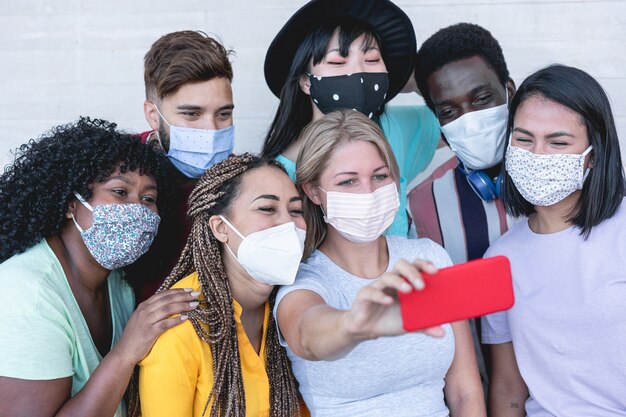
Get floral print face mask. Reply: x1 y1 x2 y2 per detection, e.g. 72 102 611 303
71 191 161 270
505 145 593 207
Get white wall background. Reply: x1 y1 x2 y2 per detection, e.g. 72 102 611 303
1 0 625 169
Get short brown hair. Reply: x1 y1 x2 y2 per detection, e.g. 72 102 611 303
144 30 233 101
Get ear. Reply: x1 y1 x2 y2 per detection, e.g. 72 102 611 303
302 182 322 205
587 150 594 169
299 73 312 96
209 215 229 243
65 200 77 220
505 78 517 105
144 100 161 131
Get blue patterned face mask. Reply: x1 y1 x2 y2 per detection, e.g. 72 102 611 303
153 105 235 179
71 191 161 270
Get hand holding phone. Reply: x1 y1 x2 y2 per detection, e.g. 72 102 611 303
398 256 514 331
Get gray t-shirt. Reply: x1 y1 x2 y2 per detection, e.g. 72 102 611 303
276 235 455 417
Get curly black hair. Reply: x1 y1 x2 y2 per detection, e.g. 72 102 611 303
415 22 510 111
0 117 172 263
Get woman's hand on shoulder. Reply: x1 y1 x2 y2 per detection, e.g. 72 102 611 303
111 288 200 366
344 259 445 340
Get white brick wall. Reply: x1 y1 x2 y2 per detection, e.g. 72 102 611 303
1 0 625 168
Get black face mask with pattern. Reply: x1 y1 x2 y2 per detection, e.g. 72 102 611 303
307 72 389 118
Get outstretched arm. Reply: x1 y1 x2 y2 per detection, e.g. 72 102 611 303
277 259 445 361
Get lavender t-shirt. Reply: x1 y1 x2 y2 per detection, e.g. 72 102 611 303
482 199 626 416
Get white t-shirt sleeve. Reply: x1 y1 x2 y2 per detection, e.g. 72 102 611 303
481 310 512 344
274 264 332 347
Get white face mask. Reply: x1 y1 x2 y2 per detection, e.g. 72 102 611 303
505 144 593 206
440 91 509 170
153 105 235 179
219 216 306 286
320 182 400 244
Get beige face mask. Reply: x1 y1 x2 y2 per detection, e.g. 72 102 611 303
319 182 400 244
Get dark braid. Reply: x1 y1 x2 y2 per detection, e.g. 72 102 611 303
137 154 300 416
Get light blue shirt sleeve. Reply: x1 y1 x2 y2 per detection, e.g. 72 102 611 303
380 105 441 184
275 154 297 183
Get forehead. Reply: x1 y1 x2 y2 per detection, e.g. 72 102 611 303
236 166 297 199
325 140 386 172
96 169 157 187
427 56 502 102
514 95 584 129
162 77 233 106
326 29 379 52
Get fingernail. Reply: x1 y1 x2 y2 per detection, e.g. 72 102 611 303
189 301 199 308
183 288 193 292
180 315 189 321
414 280 425 290
401 282 412 292
191 291 201 297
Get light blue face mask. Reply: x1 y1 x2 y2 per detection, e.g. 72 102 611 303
153 105 235 179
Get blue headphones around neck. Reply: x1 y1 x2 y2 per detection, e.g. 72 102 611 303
457 161 502 202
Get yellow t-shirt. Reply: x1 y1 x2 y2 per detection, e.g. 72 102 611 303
138 272 270 417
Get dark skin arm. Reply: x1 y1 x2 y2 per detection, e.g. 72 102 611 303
0 288 198 417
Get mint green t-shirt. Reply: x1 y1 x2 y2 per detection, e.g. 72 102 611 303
0 239 134 417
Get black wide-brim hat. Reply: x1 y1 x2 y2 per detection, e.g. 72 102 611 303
264 0 416 102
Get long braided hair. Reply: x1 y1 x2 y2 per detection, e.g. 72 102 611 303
145 154 300 416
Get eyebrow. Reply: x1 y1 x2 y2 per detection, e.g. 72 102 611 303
289 196 302 203
175 104 234 111
433 83 492 107
333 165 388 178
252 194 279 202
104 175 158 190
325 45 380 57
513 127 575 139
105 175 132 185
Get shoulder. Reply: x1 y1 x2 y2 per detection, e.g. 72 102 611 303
138 130 152 144
484 218 529 258
0 241 62 313
277 251 333 303
386 235 452 268
381 104 436 125
380 105 438 140
171 272 202 293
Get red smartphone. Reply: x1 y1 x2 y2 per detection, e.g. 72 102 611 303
398 255 514 331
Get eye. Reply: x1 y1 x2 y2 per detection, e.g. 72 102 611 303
438 108 457 121
181 111 201 119
258 206 277 213
111 188 127 197
474 94 493 106
217 111 232 121
364 49 381 61
512 137 532 145
289 208 304 217
373 173 389 181
141 195 157 204
337 178 356 186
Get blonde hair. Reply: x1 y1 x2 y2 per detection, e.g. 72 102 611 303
295 109 400 258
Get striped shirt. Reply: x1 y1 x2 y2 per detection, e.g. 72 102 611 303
407 148 517 264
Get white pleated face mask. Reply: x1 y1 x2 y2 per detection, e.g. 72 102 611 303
320 182 400 244
505 145 593 206
441 91 509 170
220 216 306 286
